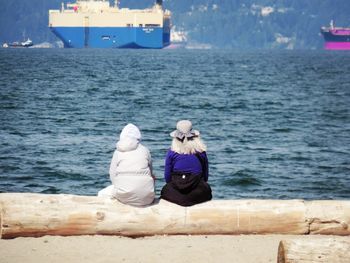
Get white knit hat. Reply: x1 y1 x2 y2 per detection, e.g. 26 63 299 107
170 120 200 140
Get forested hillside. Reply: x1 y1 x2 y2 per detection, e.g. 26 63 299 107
0 0 349 49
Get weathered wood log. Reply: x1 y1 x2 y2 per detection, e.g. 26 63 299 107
184 199 308 235
0 193 350 239
0 193 309 239
306 201 350 235
277 238 350 263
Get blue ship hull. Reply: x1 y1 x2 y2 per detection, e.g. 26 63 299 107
50 27 170 48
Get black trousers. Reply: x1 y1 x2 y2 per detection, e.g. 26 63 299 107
161 179 212 207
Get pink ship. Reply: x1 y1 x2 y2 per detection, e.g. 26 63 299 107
321 20 350 50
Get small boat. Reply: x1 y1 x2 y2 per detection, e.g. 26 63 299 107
3 38 33 48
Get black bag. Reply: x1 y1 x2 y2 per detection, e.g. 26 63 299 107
161 178 212 206
171 172 201 194
161 153 212 206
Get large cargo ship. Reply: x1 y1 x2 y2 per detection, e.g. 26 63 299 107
321 20 350 50
49 0 171 48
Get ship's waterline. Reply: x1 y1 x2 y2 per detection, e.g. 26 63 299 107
324 42 350 50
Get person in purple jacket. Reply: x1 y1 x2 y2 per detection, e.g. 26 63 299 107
160 120 212 206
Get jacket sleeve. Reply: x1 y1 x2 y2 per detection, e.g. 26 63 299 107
201 151 209 182
164 150 173 183
109 151 118 185
147 148 155 181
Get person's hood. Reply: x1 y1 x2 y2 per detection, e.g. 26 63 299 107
116 123 141 152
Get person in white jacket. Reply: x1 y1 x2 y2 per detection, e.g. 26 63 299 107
98 123 155 206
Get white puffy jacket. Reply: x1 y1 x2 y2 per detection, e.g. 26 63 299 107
100 124 155 206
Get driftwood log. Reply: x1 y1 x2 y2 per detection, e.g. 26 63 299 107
306 201 350 235
277 238 350 263
0 193 349 239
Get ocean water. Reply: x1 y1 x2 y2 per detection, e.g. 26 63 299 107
0 48 349 200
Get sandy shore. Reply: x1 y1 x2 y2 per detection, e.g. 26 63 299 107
0 234 337 263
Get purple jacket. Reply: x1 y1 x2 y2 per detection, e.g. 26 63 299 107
164 149 209 183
